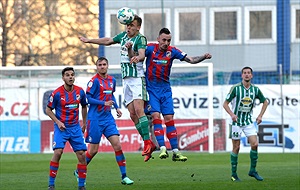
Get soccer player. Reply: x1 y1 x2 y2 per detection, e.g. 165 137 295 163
223 66 268 182
78 15 156 162
142 28 212 161
74 57 134 185
46 67 87 190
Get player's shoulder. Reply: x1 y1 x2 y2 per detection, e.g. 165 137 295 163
235 82 243 87
106 74 115 80
231 82 242 89
73 85 84 91
52 85 64 94
146 43 157 49
90 74 99 81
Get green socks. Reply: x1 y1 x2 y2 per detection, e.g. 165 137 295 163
230 152 238 176
135 123 143 139
139 116 150 140
250 150 258 172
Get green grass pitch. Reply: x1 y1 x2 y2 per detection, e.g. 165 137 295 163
0 152 299 190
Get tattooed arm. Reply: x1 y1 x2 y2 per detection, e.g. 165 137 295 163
183 53 212 64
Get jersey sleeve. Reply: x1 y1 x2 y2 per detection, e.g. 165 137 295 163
256 88 266 103
225 86 236 102
86 78 105 106
135 35 147 51
80 88 88 107
172 47 187 61
47 90 57 110
112 32 126 43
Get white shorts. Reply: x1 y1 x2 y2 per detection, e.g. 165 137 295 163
123 77 148 106
229 123 257 140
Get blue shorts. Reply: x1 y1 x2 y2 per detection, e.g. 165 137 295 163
85 120 120 144
52 124 87 152
147 86 174 115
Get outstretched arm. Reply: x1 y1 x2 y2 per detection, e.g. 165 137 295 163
183 53 212 64
78 36 115 46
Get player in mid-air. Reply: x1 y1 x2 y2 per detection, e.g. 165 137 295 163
78 14 156 162
223 66 268 182
74 57 134 185
141 28 212 161
46 67 87 190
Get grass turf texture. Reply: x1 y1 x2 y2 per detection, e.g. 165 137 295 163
0 152 299 190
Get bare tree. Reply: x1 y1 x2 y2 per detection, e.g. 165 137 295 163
0 0 99 66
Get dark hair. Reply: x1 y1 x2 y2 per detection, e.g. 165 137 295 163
241 66 253 73
62 67 74 76
159 28 171 35
96 56 108 64
133 14 142 26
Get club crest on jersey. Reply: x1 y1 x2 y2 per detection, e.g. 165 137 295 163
49 96 53 102
88 81 93 88
76 94 80 100
166 51 171 57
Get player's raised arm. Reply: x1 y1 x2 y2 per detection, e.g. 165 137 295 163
184 53 212 64
78 36 115 46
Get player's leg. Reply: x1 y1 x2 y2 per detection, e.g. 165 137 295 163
152 112 168 159
230 124 242 181
48 148 63 189
163 115 187 162
75 150 87 188
231 139 241 181
70 125 88 188
107 134 134 185
244 124 263 181
148 89 167 158
74 120 101 181
161 90 186 161
84 120 102 164
127 102 143 137
48 125 66 189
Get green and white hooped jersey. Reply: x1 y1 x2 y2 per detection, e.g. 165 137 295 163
113 32 147 78
225 82 266 126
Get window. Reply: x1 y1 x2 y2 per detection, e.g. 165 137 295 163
291 4 300 43
210 7 241 45
245 6 276 44
139 8 171 42
174 8 206 45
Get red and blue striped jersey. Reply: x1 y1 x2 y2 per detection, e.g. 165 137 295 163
47 85 87 127
145 43 187 87
86 74 118 121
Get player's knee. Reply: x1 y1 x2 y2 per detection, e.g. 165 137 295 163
251 142 258 149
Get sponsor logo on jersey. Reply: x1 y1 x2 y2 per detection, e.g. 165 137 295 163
153 59 168 64
65 104 78 109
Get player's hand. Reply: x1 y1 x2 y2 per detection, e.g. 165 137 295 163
78 36 89 43
125 41 133 49
256 116 262 125
116 109 122 118
130 56 139 64
105 100 114 107
57 121 66 131
230 114 238 122
204 53 212 59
